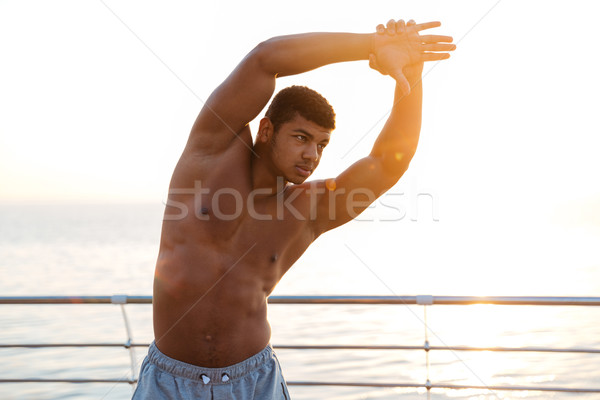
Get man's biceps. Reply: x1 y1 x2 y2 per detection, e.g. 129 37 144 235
336 159 392 193
191 98 233 135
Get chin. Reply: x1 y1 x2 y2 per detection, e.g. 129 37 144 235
288 178 305 185
287 175 308 185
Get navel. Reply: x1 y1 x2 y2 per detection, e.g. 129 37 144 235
270 253 278 263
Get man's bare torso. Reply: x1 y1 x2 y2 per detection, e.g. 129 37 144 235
153 128 317 367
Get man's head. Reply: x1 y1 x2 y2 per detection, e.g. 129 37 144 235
258 86 336 184
265 85 335 134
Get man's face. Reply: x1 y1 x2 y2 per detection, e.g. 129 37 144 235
269 114 331 184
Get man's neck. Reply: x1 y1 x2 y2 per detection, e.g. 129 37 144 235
250 149 289 197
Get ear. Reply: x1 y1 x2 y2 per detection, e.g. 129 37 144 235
258 118 274 143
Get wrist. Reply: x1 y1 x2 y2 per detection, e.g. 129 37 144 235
369 32 378 55
404 64 423 82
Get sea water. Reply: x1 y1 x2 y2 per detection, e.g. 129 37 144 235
1 203 599 400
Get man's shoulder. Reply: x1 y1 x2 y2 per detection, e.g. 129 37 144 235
278 180 333 223
185 122 254 159
284 180 330 200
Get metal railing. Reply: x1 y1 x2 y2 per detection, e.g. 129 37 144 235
1 295 600 397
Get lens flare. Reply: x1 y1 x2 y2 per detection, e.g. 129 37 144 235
325 179 337 191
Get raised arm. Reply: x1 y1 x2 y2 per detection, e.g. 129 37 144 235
186 33 375 156
369 20 454 174
312 19 455 234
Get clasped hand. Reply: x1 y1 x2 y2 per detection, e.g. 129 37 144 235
370 19 455 95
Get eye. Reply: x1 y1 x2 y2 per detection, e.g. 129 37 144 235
318 143 327 151
295 135 307 142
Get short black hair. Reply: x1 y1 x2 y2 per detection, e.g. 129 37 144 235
265 85 335 133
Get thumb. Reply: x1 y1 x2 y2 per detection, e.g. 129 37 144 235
391 69 411 96
369 53 387 75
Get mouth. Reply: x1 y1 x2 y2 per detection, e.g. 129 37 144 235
295 165 313 177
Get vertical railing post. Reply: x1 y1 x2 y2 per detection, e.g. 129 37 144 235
112 295 137 389
417 295 434 400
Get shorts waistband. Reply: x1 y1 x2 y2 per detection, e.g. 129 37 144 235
147 341 274 383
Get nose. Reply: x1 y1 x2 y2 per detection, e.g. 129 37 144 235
302 143 319 162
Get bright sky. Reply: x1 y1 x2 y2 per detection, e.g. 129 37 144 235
1 0 599 294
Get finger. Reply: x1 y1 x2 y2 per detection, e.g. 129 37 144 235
420 35 454 43
369 54 386 75
414 21 442 32
406 21 420 36
376 24 385 34
422 43 456 52
368 53 379 72
391 70 411 96
386 19 396 35
369 53 375 69
396 19 406 33
420 52 451 62
406 20 416 33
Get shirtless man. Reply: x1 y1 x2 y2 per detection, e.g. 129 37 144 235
133 19 454 399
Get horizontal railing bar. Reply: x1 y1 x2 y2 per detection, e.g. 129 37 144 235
268 295 600 306
2 295 600 306
429 345 600 354
2 379 598 393
0 378 136 384
276 345 424 350
0 343 149 348
2 343 599 355
288 381 600 393
429 296 600 306
289 381 426 388
0 344 127 348
275 344 600 354
0 296 151 304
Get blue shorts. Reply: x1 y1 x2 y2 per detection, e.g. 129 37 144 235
132 341 291 399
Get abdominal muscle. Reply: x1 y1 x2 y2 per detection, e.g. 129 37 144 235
152 248 275 368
